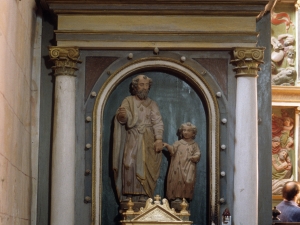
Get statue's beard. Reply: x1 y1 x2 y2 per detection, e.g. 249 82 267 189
136 89 149 100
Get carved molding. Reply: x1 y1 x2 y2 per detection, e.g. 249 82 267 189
41 0 269 16
272 86 300 103
49 47 81 76
231 47 265 78
54 15 258 49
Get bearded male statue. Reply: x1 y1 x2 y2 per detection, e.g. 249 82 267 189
113 75 164 203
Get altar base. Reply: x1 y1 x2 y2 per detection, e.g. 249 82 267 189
121 196 192 225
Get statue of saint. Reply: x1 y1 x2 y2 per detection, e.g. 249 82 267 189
112 75 164 202
163 122 201 202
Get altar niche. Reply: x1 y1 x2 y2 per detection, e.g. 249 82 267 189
92 59 220 225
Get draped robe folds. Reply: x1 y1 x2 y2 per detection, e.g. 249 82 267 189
166 139 201 200
272 154 292 180
113 96 164 200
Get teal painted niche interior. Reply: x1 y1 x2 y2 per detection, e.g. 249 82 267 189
101 70 208 225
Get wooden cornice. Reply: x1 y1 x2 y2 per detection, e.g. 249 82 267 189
39 0 273 17
272 86 300 103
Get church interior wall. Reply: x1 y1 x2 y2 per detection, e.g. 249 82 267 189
0 0 39 224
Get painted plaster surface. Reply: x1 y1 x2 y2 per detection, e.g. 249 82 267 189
0 0 37 224
56 15 258 48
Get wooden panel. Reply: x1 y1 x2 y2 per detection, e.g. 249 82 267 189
85 56 119 101
55 15 258 49
272 86 300 103
42 0 269 17
58 15 256 33
194 58 229 97
56 40 257 49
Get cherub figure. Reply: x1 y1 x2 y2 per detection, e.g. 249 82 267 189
271 34 295 67
163 122 201 202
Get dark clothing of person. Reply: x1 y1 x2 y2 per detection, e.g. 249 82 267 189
277 200 300 222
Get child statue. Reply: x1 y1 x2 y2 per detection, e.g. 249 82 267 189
163 122 201 202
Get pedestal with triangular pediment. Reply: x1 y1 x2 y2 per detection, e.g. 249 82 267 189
121 195 192 225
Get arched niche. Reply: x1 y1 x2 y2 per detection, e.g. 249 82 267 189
92 57 220 225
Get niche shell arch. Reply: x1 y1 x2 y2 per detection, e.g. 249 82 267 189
92 57 220 225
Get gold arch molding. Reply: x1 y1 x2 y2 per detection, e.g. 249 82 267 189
92 57 220 224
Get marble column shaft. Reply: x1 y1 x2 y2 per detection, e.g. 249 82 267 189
49 47 80 225
231 47 265 225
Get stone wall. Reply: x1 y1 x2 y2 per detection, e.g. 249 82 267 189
0 1 38 224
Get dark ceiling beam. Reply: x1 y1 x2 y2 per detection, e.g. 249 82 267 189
39 0 274 17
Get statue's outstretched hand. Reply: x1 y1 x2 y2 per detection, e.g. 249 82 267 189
154 139 163 152
117 107 127 122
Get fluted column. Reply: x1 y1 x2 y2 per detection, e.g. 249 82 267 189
49 47 80 225
231 47 264 225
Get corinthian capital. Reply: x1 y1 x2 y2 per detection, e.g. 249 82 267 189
231 47 265 78
49 47 81 77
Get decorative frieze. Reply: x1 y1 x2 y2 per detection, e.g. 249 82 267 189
49 47 81 76
272 86 300 103
231 47 265 77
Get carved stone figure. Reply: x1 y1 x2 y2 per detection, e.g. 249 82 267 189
271 67 296 86
272 110 295 150
271 34 295 66
272 149 292 180
272 109 295 195
272 136 281 155
113 75 164 202
163 122 201 201
280 117 294 148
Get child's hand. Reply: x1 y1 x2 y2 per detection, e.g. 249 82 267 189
162 143 171 151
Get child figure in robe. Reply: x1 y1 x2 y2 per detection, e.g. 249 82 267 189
163 122 201 202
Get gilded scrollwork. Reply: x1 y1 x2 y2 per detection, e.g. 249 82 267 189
49 47 81 77
231 47 265 77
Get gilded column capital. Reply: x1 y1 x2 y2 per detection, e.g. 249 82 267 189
231 47 265 78
49 47 81 77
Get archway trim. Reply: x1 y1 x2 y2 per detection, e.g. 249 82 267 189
92 57 220 225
